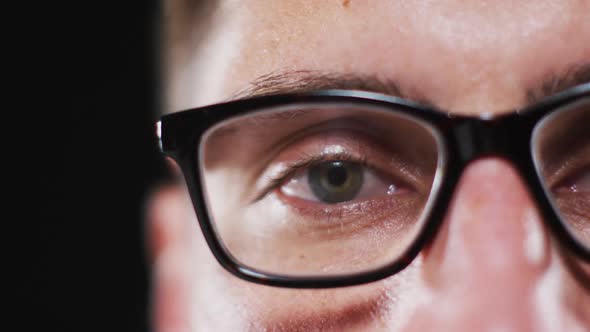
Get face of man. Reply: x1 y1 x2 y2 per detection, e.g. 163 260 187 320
150 1 590 331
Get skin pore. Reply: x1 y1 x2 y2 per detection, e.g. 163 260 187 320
152 1 590 331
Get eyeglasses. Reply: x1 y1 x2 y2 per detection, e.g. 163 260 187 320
157 83 590 288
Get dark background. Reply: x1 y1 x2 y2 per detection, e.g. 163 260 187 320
19 1 165 331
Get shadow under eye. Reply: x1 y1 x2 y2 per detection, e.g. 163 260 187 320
270 190 425 240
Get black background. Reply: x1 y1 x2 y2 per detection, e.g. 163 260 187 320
18 1 165 331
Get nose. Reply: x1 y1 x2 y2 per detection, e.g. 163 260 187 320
407 158 553 331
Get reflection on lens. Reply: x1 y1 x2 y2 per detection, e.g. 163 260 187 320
532 97 590 250
199 104 443 277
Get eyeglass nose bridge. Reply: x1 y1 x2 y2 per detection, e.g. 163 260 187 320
451 115 526 163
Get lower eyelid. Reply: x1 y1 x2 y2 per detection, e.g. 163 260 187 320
271 190 424 236
554 194 590 226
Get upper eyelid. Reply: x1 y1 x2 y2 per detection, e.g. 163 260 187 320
541 143 590 188
243 120 439 203
255 152 368 202
281 152 368 178
257 141 430 203
551 162 590 191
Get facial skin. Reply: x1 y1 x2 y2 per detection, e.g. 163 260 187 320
151 1 590 331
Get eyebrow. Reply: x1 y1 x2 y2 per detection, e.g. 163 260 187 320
526 63 590 104
232 64 590 109
232 70 435 106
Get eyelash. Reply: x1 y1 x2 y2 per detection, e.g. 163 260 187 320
254 152 369 202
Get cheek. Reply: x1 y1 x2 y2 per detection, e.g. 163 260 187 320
181 213 257 330
149 185 257 331
190 257 428 331
534 253 590 330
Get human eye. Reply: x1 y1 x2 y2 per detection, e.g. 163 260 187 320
550 161 590 234
252 129 425 236
555 168 590 194
533 97 590 245
279 158 401 204
199 106 441 276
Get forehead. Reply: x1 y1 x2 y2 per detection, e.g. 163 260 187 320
169 0 590 114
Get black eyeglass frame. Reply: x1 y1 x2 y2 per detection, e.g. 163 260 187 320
158 82 590 288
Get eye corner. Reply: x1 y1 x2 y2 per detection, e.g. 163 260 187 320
551 166 590 194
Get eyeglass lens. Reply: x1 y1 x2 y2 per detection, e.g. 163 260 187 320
199 104 443 276
197 100 589 277
532 97 590 250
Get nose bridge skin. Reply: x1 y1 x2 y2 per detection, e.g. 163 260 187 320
424 159 551 283
410 158 553 330
438 109 590 263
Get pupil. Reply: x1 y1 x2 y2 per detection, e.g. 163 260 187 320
326 163 348 187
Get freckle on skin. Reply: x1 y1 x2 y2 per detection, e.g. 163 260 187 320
343 0 351 8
